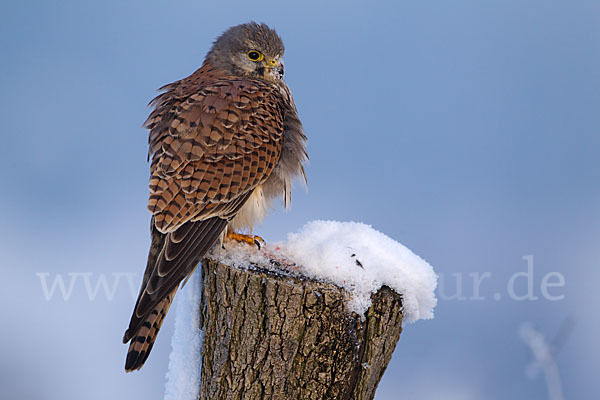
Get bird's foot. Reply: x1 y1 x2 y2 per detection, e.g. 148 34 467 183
226 232 265 250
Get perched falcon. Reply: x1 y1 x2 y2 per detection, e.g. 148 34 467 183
122 22 308 372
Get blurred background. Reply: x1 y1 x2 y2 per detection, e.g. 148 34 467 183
1 0 599 399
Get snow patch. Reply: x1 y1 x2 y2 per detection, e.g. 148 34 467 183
164 220 436 398
211 220 437 322
164 269 203 400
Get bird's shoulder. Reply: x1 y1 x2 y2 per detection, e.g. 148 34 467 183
144 63 286 158
144 63 289 233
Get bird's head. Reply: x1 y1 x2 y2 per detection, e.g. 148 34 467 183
205 22 285 82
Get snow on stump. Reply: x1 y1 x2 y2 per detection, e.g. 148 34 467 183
165 221 437 400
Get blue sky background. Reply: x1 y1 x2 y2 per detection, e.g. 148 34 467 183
1 0 599 399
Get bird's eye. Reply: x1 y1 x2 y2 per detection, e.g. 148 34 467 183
247 51 264 62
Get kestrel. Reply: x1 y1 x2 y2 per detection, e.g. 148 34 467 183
123 22 308 371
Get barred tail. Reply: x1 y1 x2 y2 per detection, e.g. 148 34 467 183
123 288 177 372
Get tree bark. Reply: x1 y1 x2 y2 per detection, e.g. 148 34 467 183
199 258 404 400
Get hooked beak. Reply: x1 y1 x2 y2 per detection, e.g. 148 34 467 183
267 58 284 79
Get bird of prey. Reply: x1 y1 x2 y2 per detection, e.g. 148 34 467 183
122 22 308 372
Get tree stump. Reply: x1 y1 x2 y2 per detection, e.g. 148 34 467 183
199 258 404 400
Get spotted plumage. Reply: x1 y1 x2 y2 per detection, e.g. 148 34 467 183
123 22 307 371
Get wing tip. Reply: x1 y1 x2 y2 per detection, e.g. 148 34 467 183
122 329 131 344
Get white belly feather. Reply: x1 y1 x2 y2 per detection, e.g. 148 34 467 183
228 185 271 233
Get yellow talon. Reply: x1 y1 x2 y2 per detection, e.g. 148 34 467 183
226 232 264 249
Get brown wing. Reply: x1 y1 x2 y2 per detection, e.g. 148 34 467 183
123 63 285 370
147 65 284 232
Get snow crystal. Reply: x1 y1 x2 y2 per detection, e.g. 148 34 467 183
211 220 437 323
164 269 203 400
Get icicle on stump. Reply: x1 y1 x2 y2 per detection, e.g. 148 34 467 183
198 258 403 400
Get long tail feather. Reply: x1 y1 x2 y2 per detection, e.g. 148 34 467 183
124 288 177 372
